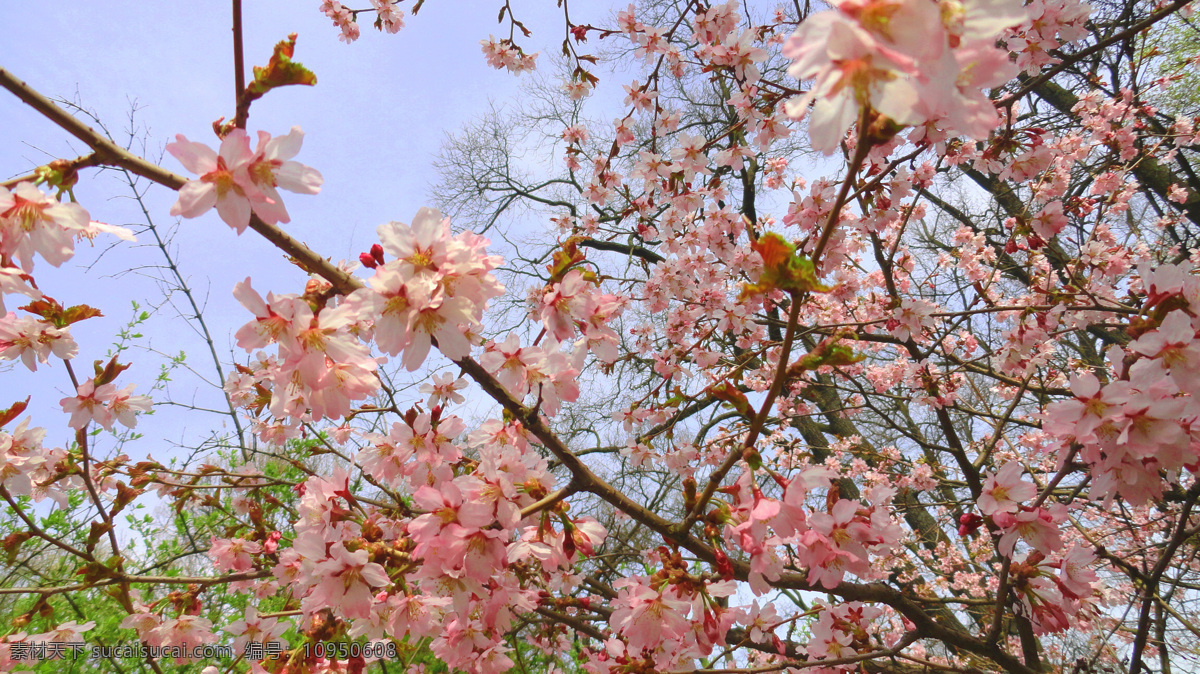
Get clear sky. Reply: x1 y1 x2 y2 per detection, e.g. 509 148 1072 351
0 1 584 462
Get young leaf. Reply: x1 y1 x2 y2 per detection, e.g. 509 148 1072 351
244 33 317 103
0 397 31 428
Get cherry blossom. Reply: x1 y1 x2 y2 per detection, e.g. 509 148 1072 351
608 577 692 655
150 615 217 655
480 36 538 73
224 606 290 653
208 537 263 572
60 379 117 430
978 462 1037 516
242 127 324 225
167 128 321 233
420 372 469 407
29 621 93 656
0 182 92 271
0 313 77 370
307 543 391 620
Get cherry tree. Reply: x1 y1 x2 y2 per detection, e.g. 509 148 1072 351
1 0 1199 672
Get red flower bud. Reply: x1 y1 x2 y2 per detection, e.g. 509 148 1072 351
958 512 984 536
713 547 734 579
563 529 577 559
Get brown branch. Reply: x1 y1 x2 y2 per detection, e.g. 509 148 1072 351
684 296 802 534
520 484 579 518
0 68 188 190
1130 483 1200 673
0 152 104 189
0 570 272 596
232 0 247 128
0 485 93 561
534 606 608 642
811 107 871 263
578 237 665 264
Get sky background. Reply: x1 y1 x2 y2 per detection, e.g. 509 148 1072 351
0 1 599 464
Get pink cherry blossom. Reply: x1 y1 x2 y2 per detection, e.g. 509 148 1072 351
224 606 289 653
994 506 1065 557
387 593 451 640
978 462 1037 516
783 13 921 153
480 36 537 73
209 536 263 572
419 372 468 407
308 542 391 620
0 267 39 316
784 0 1026 150
609 577 692 654
1130 310 1200 376
167 130 259 232
167 128 321 233
0 182 91 271
888 298 936 342
150 615 217 652
0 313 77 370
541 270 593 342
60 379 117 430
106 384 153 429
480 333 538 397
1058 545 1098 598
241 127 324 225
29 621 93 658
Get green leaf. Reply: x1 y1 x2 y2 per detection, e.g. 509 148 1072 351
790 334 866 374
0 397 30 428
19 296 102 328
741 233 832 298
244 33 317 102
708 381 753 418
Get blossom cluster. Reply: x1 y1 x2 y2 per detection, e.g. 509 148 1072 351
479 36 538 74
349 207 504 369
60 379 152 432
1044 263 1200 505
224 208 503 436
0 312 77 371
782 0 1030 152
0 418 64 504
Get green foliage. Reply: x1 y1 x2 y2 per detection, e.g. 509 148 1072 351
245 34 317 100
1143 18 1200 115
